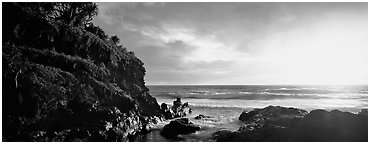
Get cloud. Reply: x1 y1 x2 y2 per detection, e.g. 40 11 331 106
93 2 367 85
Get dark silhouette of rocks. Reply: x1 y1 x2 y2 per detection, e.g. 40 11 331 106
160 98 192 119
195 114 212 120
211 129 236 142
160 118 200 138
238 105 308 131
212 106 368 142
358 109 368 116
2 2 162 141
288 109 368 141
161 103 173 119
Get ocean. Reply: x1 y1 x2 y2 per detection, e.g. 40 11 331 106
135 85 368 142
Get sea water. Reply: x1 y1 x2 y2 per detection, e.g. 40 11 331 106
135 85 368 142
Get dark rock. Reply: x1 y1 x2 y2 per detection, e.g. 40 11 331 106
160 98 192 119
239 105 308 122
173 98 182 106
2 3 162 142
238 105 308 130
160 118 200 138
210 129 235 142
212 106 367 142
160 103 174 119
194 114 212 120
171 99 192 118
358 109 368 116
288 109 368 142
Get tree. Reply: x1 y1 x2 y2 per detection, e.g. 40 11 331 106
6 2 98 27
111 35 120 45
53 2 98 27
85 23 108 40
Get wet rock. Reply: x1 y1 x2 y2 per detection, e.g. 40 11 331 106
160 98 192 119
160 118 200 138
160 103 174 119
238 105 308 130
210 129 235 142
212 106 367 142
288 109 368 141
171 98 192 118
212 105 308 141
239 105 308 122
194 114 212 120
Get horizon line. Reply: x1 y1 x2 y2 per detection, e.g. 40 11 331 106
146 83 368 86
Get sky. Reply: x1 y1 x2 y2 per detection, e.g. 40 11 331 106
93 2 368 85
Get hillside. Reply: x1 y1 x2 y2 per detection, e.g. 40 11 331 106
2 2 162 141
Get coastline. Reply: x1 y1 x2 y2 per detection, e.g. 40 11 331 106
151 84 367 115
134 103 368 142
2 2 367 142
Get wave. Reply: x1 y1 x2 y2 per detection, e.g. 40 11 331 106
153 92 367 101
264 87 320 91
156 97 367 114
359 90 368 94
239 91 253 94
150 85 367 113
190 104 251 109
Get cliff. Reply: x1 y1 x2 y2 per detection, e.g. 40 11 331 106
3 2 162 141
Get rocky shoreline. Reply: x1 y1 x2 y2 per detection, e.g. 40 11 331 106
2 2 164 142
134 102 368 142
2 3 194 142
2 2 368 142
211 105 368 142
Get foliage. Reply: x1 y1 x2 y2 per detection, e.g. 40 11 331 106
110 35 120 45
2 2 161 142
85 23 108 40
52 2 98 27
6 2 98 27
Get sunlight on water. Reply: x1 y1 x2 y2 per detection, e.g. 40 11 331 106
141 85 368 142
151 85 367 113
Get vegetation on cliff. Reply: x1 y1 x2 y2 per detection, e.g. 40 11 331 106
3 2 162 141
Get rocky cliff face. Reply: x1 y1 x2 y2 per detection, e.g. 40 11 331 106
3 2 162 141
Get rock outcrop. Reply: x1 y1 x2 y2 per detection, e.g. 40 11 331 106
160 98 192 119
194 114 212 120
3 2 162 141
160 118 200 139
358 109 368 116
211 129 236 142
288 109 368 141
238 105 308 131
211 106 368 142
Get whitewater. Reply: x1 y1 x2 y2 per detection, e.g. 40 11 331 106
134 85 367 142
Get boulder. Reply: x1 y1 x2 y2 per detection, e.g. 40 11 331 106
212 106 367 142
239 105 308 121
160 98 192 119
238 105 308 130
210 129 235 142
171 98 192 118
160 103 174 119
194 114 212 120
288 109 368 141
160 118 200 138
